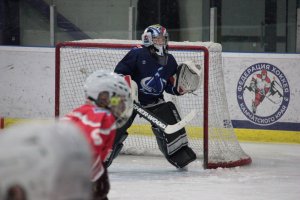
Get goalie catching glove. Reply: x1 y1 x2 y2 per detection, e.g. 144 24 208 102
170 60 202 95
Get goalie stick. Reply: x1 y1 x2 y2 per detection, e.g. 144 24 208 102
133 102 196 134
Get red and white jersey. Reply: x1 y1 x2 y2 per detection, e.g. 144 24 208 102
62 104 117 181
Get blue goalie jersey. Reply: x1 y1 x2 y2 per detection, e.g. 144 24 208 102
114 46 181 106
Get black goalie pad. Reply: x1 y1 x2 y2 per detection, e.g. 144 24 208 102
148 102 196 168
92 167 110 200
104 131 128 168
148 102 186 147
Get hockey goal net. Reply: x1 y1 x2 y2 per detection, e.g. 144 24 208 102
55 39 252 169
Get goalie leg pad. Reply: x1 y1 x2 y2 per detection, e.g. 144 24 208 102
149 102 188 155
104 112 137 168
152 127 196 168
149 102 197 168
167 146 196 168
104 131 128 168
92 167 110 200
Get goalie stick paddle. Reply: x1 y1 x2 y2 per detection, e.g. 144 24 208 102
133 102 196 134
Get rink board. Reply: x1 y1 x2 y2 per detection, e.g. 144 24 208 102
2 118 300 144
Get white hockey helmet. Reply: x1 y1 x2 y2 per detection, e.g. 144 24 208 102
84 70 133 127
0 121 93 200
142 24 169 56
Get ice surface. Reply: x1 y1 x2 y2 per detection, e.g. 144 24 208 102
108 142 300 200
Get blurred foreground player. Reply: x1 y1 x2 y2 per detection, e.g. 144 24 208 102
106 24 201 169
63 70 133 200
0 121 93 200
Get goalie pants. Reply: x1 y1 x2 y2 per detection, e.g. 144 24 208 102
105 101 196 169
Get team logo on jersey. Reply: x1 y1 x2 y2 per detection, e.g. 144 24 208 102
236 63 290 125
140 67 166 95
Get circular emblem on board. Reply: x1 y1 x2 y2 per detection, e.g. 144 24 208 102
236 63 290 125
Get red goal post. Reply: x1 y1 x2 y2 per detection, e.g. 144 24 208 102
55 39 252 169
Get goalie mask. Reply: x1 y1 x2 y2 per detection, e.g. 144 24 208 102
84 70 133 128
142 24 169 57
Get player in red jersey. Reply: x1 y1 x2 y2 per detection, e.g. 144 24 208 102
63 70 133 200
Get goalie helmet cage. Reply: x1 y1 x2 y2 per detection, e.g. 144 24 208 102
55 39 252 169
